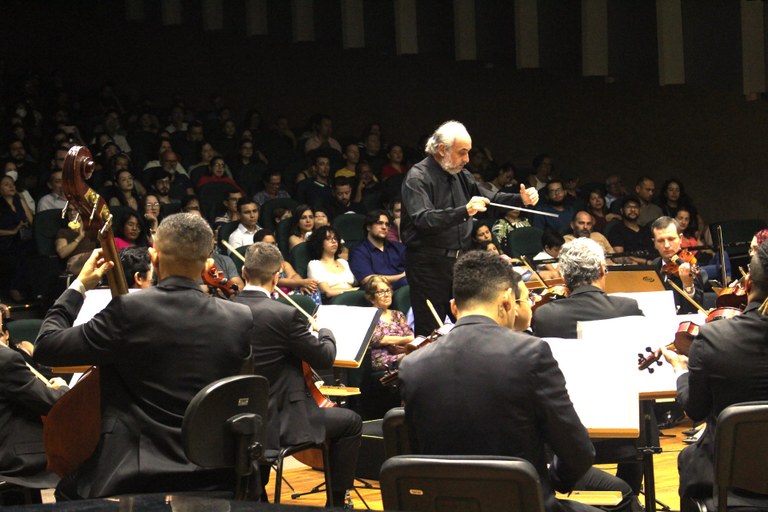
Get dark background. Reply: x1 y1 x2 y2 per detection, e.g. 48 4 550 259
1 0 766 222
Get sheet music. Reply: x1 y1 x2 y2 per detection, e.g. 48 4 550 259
544 337 639 434
315 305 381 368
608 290 678 320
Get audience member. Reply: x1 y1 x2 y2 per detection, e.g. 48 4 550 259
306 226 357 302
349 210 407 289
297 150 333 209
119 246 154 289
108 169 143 211
254 230 320 303
327 176 365 221
0 173 34 302
303 113 342 154
380 143 407 181
607 197 655 265
288 204 315 251
36 170 67 212
363 275 413 372
253 170 290 206
656 178 692 218
335 142 359 179
114 209 151 250
492 208 532 252
56 205 98 275
227 197 261 251
486 162 519 193
532 179 575 234
585 187 620 234
213 190 242 228
195 156 243 193
533 230 565 281
563 211 615 258
604 174 627 211
634 176 663 227
528 153 553 190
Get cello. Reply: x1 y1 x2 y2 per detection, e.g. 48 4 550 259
44 146 129 477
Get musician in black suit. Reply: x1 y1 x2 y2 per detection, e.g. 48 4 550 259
662 240 768 510
233 242 361 507
400 250 616 512
0 308 67 486
651 216 704 315
532 237 645 497
34 213 253 500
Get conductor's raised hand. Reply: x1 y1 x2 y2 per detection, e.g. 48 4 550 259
520 184 539 206
77 249 115 291
466 196 490 217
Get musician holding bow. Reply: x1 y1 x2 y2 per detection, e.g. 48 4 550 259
651 216 704 314
34 213 253 500
401 120 539 336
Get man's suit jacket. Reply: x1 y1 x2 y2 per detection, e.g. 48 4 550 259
0 346 66 478
676 302 768 499
652 257 704 315
34 277 253 499
533 285 643 339
399 315 595 512
233 290 336 450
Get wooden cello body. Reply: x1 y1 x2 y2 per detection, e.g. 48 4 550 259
43 146 128 477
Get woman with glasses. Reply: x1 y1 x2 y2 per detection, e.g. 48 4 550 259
306 226 357 302
364 275 414 372
195 156 243 193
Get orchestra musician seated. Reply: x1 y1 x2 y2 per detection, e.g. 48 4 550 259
661 239 768 511
399 250 632 512
233 242 361 507
33 213 253 500
532 238 645 499
651 216 704 314
0 304 68 504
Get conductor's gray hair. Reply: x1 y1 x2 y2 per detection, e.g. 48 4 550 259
424 120 470 155
558 237 605 290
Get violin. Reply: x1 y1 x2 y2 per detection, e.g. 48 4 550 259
638 306 743 372
661 248 699 277
530 285 570 312
715 270 749 309
379 323 454 387
201 259 239 297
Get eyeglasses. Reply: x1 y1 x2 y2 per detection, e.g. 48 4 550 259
325 236 338 242
516 296 536 306
146 202 160 207
375 289 392 296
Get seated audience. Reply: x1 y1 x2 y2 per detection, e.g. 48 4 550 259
349 210 407 289
364 275 413 372
607 196 655 265
585 187 619 234
306 226 357 302
254 230 320 303
288 204 315 251
56 205 98 275
0 173 35 302
492 208 531 252
227 197 261 251
195 156 243 194
253 170 291 206
533 230 565 282
114 209 151 250
380 143 407 181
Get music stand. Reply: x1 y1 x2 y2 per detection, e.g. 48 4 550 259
605 265 665 294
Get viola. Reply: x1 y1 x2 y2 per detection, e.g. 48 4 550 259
715 276 748 309
379 323 454 387
44 146 129 477
662 249 699 277
201 259 239 297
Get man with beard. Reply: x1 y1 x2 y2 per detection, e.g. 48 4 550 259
349 209 407 289
531 178 574 234
401 120 539 335
149 169 179 206
563 211 615 257
607 196 655 265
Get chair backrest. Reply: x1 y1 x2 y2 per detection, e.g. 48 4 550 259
714 401 768 511
328 289 370 306
392 285 411 314
33 209 65 257
6 319 43 344
231 244 250 275
288 242 310 278
380 454 545 512
333 213 367 246
198 181 239 224
261 198 298 232
709 219 767 261
383 407 416 459
506 226 545 259
217 221 240 254
182 374 269 469
276 219 294 260
276 292 318 318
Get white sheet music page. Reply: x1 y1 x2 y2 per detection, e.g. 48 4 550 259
314 305 381 368
544 336 639 435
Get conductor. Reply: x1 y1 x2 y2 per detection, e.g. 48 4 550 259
401 120 539 335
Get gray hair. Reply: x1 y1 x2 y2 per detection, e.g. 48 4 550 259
155 213 213 263
424 120 470 155
558 237 605 290
244 242 283 284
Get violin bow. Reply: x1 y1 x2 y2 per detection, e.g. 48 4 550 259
717 225 728 287
520 255 548 288
664 278 708 315
426 299 444 327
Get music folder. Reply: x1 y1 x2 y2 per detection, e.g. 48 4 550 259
315 305 382 368
604 265 666 294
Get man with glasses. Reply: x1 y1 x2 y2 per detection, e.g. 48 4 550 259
214 190 242 228
349 210 407 290
532 178 575 234
253 170 291 206
234 242 361 507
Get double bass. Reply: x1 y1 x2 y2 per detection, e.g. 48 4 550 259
44 146 129 477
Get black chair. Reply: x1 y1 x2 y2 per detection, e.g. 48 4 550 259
328 289 369 306
217 220 240 254
380 454 545 512
276 220 294 260
182 374 269 501
288 242 311 278
199 181 239 225
382 407 417 459
33 209 65 257
0 473 59 506
693 401 768 512
392 285 411 314
261 198 298 232
263 441 333 505
333 213 367 247
709 218 767 267
506 226 545 259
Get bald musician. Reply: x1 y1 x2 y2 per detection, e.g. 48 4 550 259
400 250 617 512
34 213 253 499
